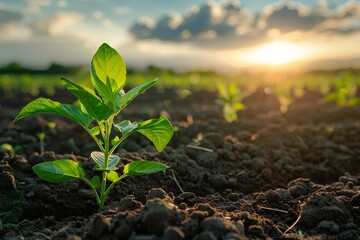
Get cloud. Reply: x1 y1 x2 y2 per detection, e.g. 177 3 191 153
25 0 51 7
129 0 360 49
28 12 84 35
114 6 130 15
257 2 324 33
130 1 255 42
315 1 360 34
22 0 51 14
0 35 95 68
0 8 25 40
0 9 23 24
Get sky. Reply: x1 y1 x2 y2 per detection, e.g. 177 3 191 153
0 0 360 73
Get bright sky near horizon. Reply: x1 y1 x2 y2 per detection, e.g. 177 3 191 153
0 0 360 73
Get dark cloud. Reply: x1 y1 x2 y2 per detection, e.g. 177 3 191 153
0 9 23 24
130 1 254 42
129 0 360 48
258 3 324 33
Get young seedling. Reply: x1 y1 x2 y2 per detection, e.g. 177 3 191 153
37 121 56 154
0 143 16 155
216 82 245 122
37 132 46 154
323 71 360 107
14 43 174 208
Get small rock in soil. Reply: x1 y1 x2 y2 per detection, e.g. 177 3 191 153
227 193 240 201
196 203 216 216
274 188 291 200
178 202 187 210
266 190 280 203
200 217 239 238
146 188 168 201
119 195 142 211
189 210 209 221
179 192 196 200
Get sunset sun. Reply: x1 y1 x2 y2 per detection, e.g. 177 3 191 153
247 41 306 66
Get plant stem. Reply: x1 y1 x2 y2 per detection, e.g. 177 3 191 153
99 118 113 208
104 175 126 196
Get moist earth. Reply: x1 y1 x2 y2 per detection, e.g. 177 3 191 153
0 87 360 239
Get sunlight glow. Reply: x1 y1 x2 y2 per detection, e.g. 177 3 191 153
246 41 306 66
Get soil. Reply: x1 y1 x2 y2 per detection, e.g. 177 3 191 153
1 86 360 239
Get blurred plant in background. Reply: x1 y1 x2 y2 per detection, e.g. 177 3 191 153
323 71 360 107
216 82 245 122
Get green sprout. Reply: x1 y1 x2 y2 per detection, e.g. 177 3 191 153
216 82 245 122
0 143 15 155
14 43 174 208
323 71 360 107
37 132 46 154
37 121 56 154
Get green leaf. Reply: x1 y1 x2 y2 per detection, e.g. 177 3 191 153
0 143 15 155
90 43 126 105
33 160 85 183
224 103 237 123
323 92 338 102
115 79 157 112
14 98 94 127
90 126 101 136
113 116 173 152
107 171 118 182
123 160 168 176
233 102 245 111
90 151 119 170
216 83 229 100
347 97 360 107
90 176 100 188
113 120 138 133
61 78 113 121
111 136 120 146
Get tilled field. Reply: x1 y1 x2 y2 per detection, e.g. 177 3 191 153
1 87 360 239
